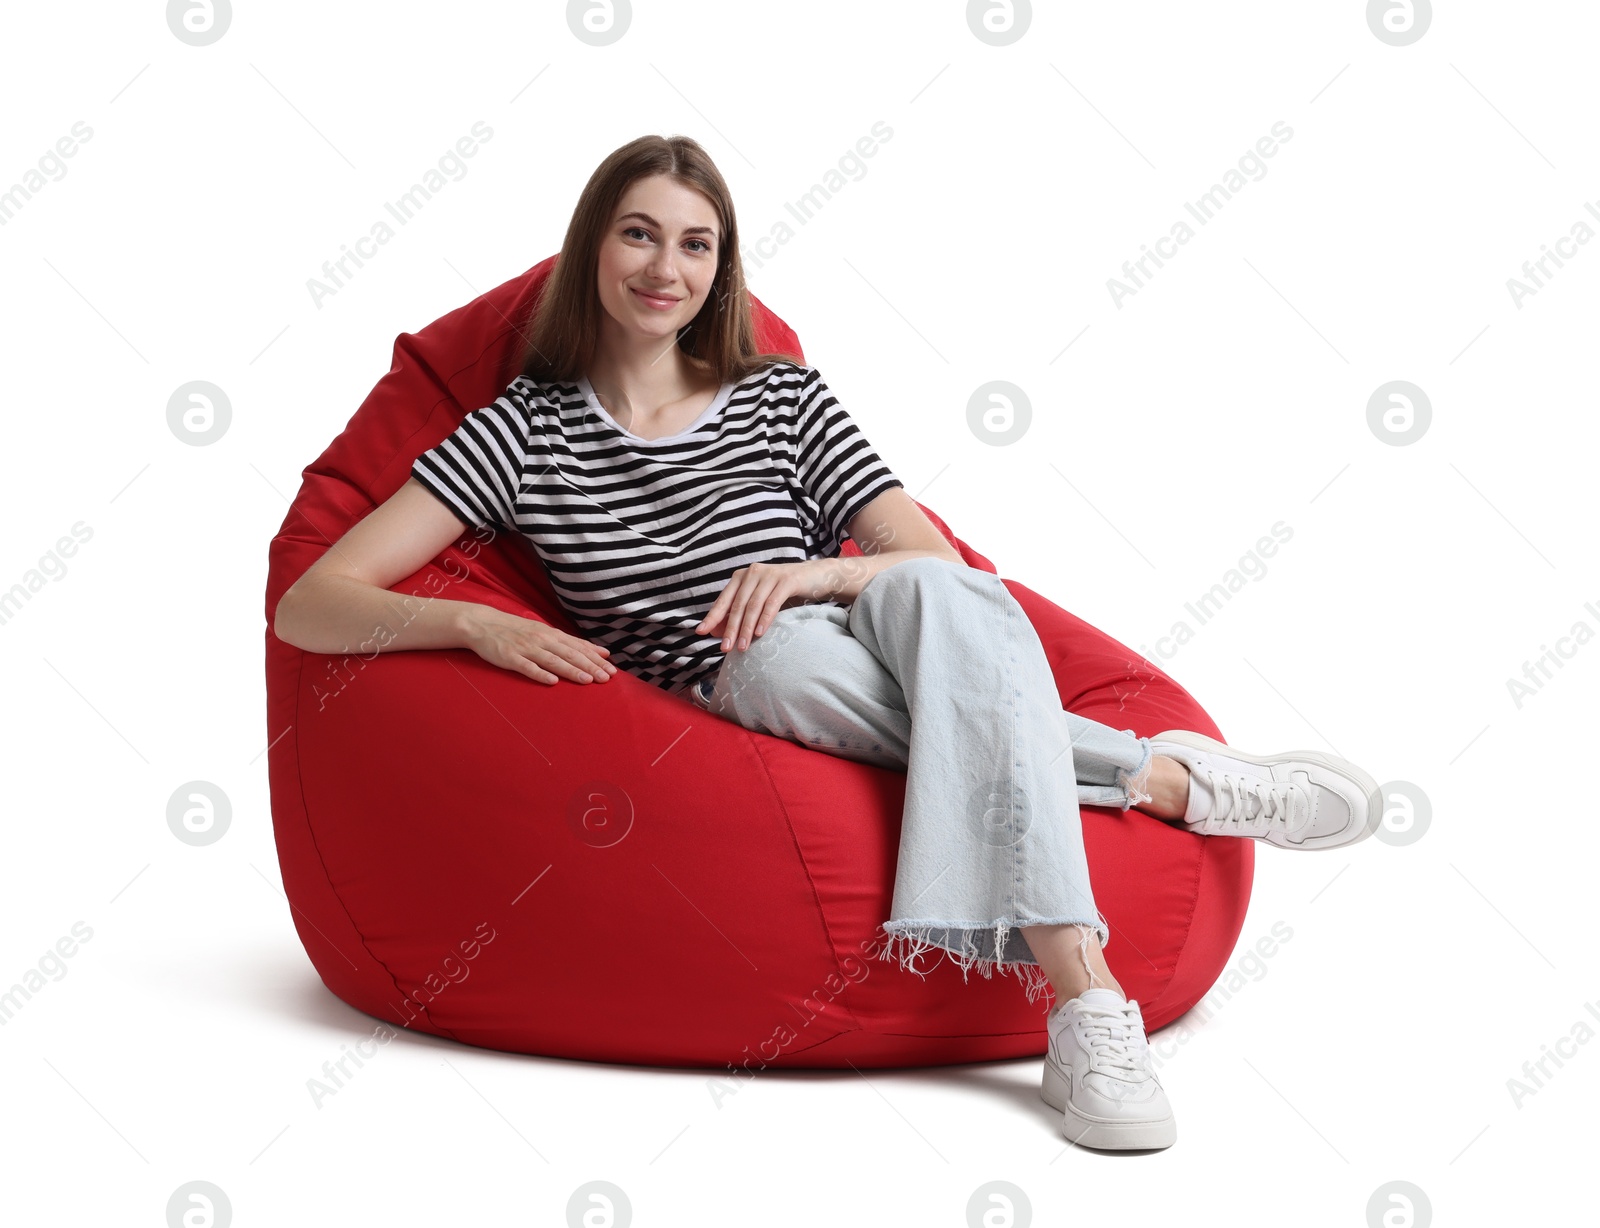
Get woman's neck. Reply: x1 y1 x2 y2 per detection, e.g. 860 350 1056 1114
585 341 715 418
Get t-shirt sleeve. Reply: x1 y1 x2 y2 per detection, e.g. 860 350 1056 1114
409 380 533 532
792 366 905 546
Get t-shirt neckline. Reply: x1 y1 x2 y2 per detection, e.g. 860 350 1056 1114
578 373 736 444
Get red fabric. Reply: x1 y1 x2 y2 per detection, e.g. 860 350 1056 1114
264 254 1253 1069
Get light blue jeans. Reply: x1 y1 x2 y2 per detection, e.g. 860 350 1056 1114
688 556 1156 1006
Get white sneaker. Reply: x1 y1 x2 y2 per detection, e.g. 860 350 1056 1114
1148 729 1382 851
1042 987 1177 1150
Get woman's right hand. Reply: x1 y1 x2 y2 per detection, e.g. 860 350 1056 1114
463 606 620 686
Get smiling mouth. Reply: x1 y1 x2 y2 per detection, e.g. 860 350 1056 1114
631 288 681 305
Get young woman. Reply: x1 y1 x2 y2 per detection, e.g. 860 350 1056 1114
274 134 1383 1153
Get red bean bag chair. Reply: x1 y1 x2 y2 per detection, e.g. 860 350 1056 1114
264 254 1253 1069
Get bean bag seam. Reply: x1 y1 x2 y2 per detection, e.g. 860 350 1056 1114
742 733 867 1040
1156 829 1209 1024
874 1029 1051 1040
741 1027 854 1065
286 645 468 1043
785 1030 1048 1067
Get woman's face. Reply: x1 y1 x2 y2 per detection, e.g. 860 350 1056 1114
595 174 722 348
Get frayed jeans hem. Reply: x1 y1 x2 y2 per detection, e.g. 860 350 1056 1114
1114 733 1156 811
879 913 1111 1008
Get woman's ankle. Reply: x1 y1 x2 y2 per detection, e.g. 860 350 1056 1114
1052 975 1126 1008
1135 755 1190 821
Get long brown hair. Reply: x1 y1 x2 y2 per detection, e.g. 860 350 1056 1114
513 134 803 386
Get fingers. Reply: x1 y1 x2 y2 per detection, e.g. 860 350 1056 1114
695 565 807 650
574 640 618 678
515 654 569 685
695 566 751 641
522 642 618 686
710 579 751 650
750 596 784 639
694 598 724 638
724 577 786 651
531 649 594 685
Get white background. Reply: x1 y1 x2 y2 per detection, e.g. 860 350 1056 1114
2 1 1595 1224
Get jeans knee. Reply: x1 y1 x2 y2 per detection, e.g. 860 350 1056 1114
860 553 974 598
720 606 835 705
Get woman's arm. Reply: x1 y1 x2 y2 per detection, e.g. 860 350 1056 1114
813 487 966 605
276 478 617 685
273 477 489 655
694 488 965 649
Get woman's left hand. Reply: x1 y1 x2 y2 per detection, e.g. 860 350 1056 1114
695 560 842 651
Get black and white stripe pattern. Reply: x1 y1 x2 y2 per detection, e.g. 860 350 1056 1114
410 361 904 695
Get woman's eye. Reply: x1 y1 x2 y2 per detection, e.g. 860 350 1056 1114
623 226 710 254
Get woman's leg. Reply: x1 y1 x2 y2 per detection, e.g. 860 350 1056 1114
841 557 1125 1010
698 597 1172 814
1018 722 1194 1000
700 601 911 770
700 562 1163 1010
1019 920 1125 999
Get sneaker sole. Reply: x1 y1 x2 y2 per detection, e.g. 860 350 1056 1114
1150 730 1384 851
1042 1057 1177 1150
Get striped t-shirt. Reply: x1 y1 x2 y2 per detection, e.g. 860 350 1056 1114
410 361 905 697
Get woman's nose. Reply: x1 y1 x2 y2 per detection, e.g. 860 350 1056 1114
644 252 677 282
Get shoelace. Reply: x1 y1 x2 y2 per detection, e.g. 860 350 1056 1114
1070 1000 1152 1079
1192 766 1309 837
